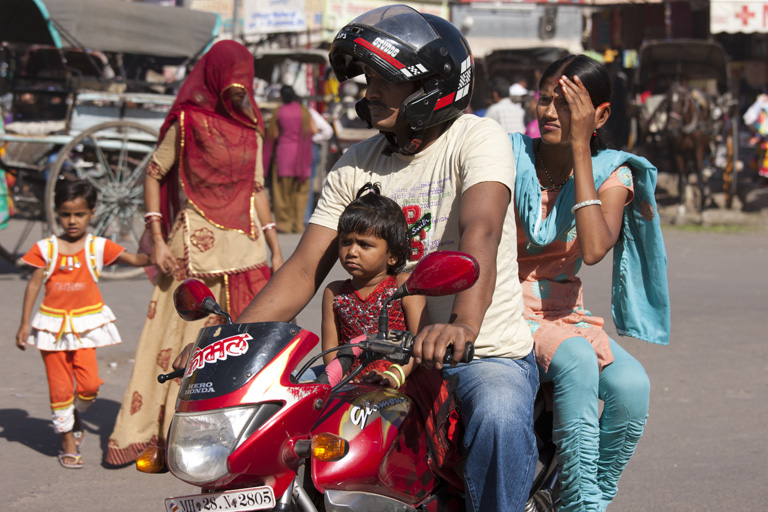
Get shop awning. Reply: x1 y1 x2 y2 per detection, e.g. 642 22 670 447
711 0 768 33
0 0 222 58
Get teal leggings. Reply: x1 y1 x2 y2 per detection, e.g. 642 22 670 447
540 337 650 512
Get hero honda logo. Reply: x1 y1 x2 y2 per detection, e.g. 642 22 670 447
372 37 399 58
185 333 252 377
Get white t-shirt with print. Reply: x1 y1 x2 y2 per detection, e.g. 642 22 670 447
310 114 532 359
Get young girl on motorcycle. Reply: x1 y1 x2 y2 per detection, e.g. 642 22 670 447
511 55 670 511
15 179 149 469
321 183 428 388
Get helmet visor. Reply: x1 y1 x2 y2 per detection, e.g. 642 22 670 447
351 5 439 52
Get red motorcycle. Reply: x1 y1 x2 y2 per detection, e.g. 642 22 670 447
148 251 558 512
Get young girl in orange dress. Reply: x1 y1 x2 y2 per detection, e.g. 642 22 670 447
15 179 149 469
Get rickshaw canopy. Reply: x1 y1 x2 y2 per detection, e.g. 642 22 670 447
1 0 221 58
251 48 329 82
634 39 730 95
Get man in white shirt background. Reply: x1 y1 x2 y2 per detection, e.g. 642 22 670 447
485 75 526 134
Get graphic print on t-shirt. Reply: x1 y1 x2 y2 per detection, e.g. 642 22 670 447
388 177 457 262
403 205 431 261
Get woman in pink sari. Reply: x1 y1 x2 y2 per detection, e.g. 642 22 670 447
265 85 317 233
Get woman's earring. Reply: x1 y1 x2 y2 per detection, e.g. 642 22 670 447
592 130 597 137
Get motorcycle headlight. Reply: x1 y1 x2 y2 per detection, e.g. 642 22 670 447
166 406 255 485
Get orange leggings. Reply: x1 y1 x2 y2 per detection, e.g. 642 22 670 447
40 348 103 433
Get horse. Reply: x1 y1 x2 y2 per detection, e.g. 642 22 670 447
661 81 714 220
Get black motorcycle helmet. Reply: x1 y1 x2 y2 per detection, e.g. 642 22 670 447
329 4 474 155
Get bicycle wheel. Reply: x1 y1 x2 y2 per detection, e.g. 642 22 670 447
45 121 157 280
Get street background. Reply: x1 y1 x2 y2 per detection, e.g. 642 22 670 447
1 216 767 511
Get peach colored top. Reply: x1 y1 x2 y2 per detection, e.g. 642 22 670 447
516 167 634 372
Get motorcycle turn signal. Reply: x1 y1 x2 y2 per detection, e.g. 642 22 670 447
310 433 349 462
135 446 167 473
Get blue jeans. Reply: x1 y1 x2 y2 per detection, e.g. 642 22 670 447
442 351 539 512
540 337 650 512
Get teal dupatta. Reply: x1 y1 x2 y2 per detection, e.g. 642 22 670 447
511 132 670 345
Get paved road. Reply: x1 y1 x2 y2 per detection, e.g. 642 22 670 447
1 219 766 511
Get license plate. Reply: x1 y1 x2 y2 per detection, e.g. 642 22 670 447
165 486 275 512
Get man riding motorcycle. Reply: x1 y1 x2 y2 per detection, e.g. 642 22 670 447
177 5 539 511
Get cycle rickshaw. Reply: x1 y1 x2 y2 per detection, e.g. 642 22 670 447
0 0 220 278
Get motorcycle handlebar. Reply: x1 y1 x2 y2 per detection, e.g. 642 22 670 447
158 368 184 383
361 337 475 365
313 339 474 387
158 338 474 386
441 342 474 365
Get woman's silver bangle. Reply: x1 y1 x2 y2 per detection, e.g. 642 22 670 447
571 199 602 213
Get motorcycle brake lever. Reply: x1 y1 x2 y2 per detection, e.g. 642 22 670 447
358 335 413 365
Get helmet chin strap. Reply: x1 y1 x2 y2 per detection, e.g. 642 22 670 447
382 131 424 156
355 96 426 156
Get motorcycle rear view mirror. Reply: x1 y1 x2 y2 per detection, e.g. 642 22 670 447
173 279 232 323
377 251 479 336
394 250 479 300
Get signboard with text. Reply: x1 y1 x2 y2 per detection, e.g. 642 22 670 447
711 0 768 33
244 0 307 34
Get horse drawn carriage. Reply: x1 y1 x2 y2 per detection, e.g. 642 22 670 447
0 0 220 278
627 39 739 217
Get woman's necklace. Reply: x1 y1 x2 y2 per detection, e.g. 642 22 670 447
537 140 573 190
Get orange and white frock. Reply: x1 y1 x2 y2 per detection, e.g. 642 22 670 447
21 234 125 351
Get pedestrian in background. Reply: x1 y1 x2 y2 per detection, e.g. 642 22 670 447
485 75 526 134
742 92 768 184
304 105 334 225
264 85 318 233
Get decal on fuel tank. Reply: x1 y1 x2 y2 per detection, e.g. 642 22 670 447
340 390 410 440
350 396 409 429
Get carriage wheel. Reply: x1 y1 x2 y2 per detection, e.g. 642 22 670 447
45 121 158 280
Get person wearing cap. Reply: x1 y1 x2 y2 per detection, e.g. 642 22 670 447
176 5 538 511
486 75 527 134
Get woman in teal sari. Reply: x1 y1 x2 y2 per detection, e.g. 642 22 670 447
512 55 670 512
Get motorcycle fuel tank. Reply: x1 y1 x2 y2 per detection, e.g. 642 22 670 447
311 384 436 505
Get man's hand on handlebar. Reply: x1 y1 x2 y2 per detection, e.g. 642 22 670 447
413 322 476 370
173 343 194 371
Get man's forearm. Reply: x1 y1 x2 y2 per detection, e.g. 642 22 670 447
236 259 318 322
236 224 338 323
450 238 497 337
